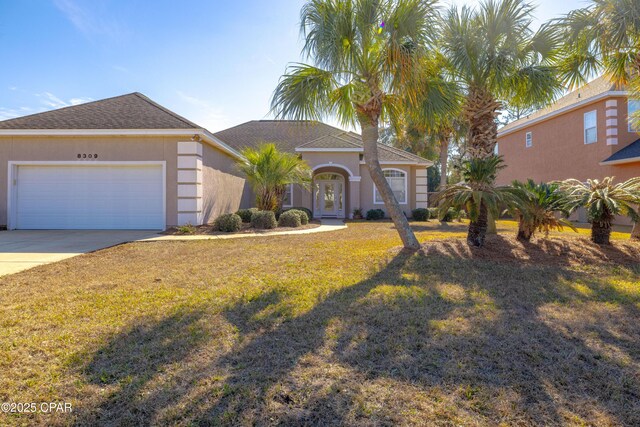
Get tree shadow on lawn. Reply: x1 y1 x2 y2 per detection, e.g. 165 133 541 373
76 239 640 426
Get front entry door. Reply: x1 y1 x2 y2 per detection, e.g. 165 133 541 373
315 179 344 218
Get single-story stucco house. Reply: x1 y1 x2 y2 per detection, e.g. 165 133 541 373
0 93 431 230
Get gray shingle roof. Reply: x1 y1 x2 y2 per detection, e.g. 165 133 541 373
602 138 640 164
214 120 430 164
0 92 201 129
499 76 621 134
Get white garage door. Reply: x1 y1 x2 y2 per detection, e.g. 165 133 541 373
15 164 164 230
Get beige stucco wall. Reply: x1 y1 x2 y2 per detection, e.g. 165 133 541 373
0 135 246 228
497 96 640 226
201 142 249 223
497 96 640 184
359 164 419 217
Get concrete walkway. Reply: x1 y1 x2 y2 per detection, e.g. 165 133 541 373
0 230 157 277
142 219 347 241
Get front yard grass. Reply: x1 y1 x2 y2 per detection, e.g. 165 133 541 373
0 220 638 426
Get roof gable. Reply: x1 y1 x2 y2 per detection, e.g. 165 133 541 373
0 93 201 130
601 138 640 164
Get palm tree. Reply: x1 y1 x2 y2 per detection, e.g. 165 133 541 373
236 143 312 212
440 0 561 159
555 0 640 90
434 156 512 247
508 180 576 241
558 177 640 244
270 0 456 250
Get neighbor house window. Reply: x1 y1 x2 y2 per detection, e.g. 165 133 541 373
374 169 407 204
282 184 293 207
525 132 532 148
494 143 499 155
584 110 597 144
628 99 640 132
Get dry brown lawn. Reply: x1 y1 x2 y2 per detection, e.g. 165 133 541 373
0 220 638 426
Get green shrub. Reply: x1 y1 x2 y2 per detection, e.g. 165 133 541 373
214 213 242 232
366 209 385 220
412 208 429 221
440 207 457 222
236 208 258 223
278 210 302 228
283 206 313 220
284 209 308 225
428 207 439 219
352 208 363 219
251 210 277 229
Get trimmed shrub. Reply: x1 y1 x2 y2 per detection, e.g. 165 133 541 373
440 207 457 222
284 206 313 220
278 210 302 228
236 208 258 223
366 208 385 220
251 210 277 229
412 208 429 221
428 207 438 219
214 213 242 232
284 209 309 225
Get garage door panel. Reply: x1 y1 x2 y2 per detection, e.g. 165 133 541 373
15 164 164 230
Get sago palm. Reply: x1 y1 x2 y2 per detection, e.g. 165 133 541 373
440 0 561 159
434 156 512 247
236 143 312 212
271 0 456 250
508 180 576 241
558 177 640 245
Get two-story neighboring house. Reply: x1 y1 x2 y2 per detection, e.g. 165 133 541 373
496 76 640 224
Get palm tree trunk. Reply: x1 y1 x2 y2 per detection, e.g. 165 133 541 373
361 122 420 250
517 216 533 241
463 88 501 159
468 202 488 247
591 221 611 245
631 221 640 241
438 137 448 191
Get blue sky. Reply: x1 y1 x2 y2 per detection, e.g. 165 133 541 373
1 0 585 132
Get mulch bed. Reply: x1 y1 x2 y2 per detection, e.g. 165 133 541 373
163 220 321 236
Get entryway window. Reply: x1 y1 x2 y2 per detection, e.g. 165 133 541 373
282 184 293 207
374 169 407 204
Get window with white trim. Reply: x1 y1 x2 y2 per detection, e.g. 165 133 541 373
584 110 597 144
525 132 532 148
374 169 407 204
628 99 640 132
494 143 499 155
282 184 293 207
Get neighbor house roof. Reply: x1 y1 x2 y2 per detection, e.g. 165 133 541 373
601 138 640 165
499 76 626 136
0 92 201 129
214 120 431 165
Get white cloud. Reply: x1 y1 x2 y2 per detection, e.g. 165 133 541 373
70 97 93 105
53 0 124 39
37 92 69 108
176 91 230 132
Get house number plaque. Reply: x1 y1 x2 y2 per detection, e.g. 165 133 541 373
77 154 99 159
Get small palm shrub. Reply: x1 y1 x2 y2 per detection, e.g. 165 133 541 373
251 210 278 229
236 208 258 223
558 177 640 244
278 210 302 228
434 156 512 247
176 223 196 235
509 180 576 241
214 213 242 232
283 207 313 221
352 208 364 219
366 209 385 220
412 208 429 221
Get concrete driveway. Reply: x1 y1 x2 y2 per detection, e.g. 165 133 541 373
0 230 159 277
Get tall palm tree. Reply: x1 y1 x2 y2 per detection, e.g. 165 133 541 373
558 177 640 244
555 0 640 90
434 156 513 247
271 0 456 250
440 0 561 159
236 143 312 212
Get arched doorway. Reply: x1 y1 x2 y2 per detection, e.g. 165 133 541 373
313 171 346 218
